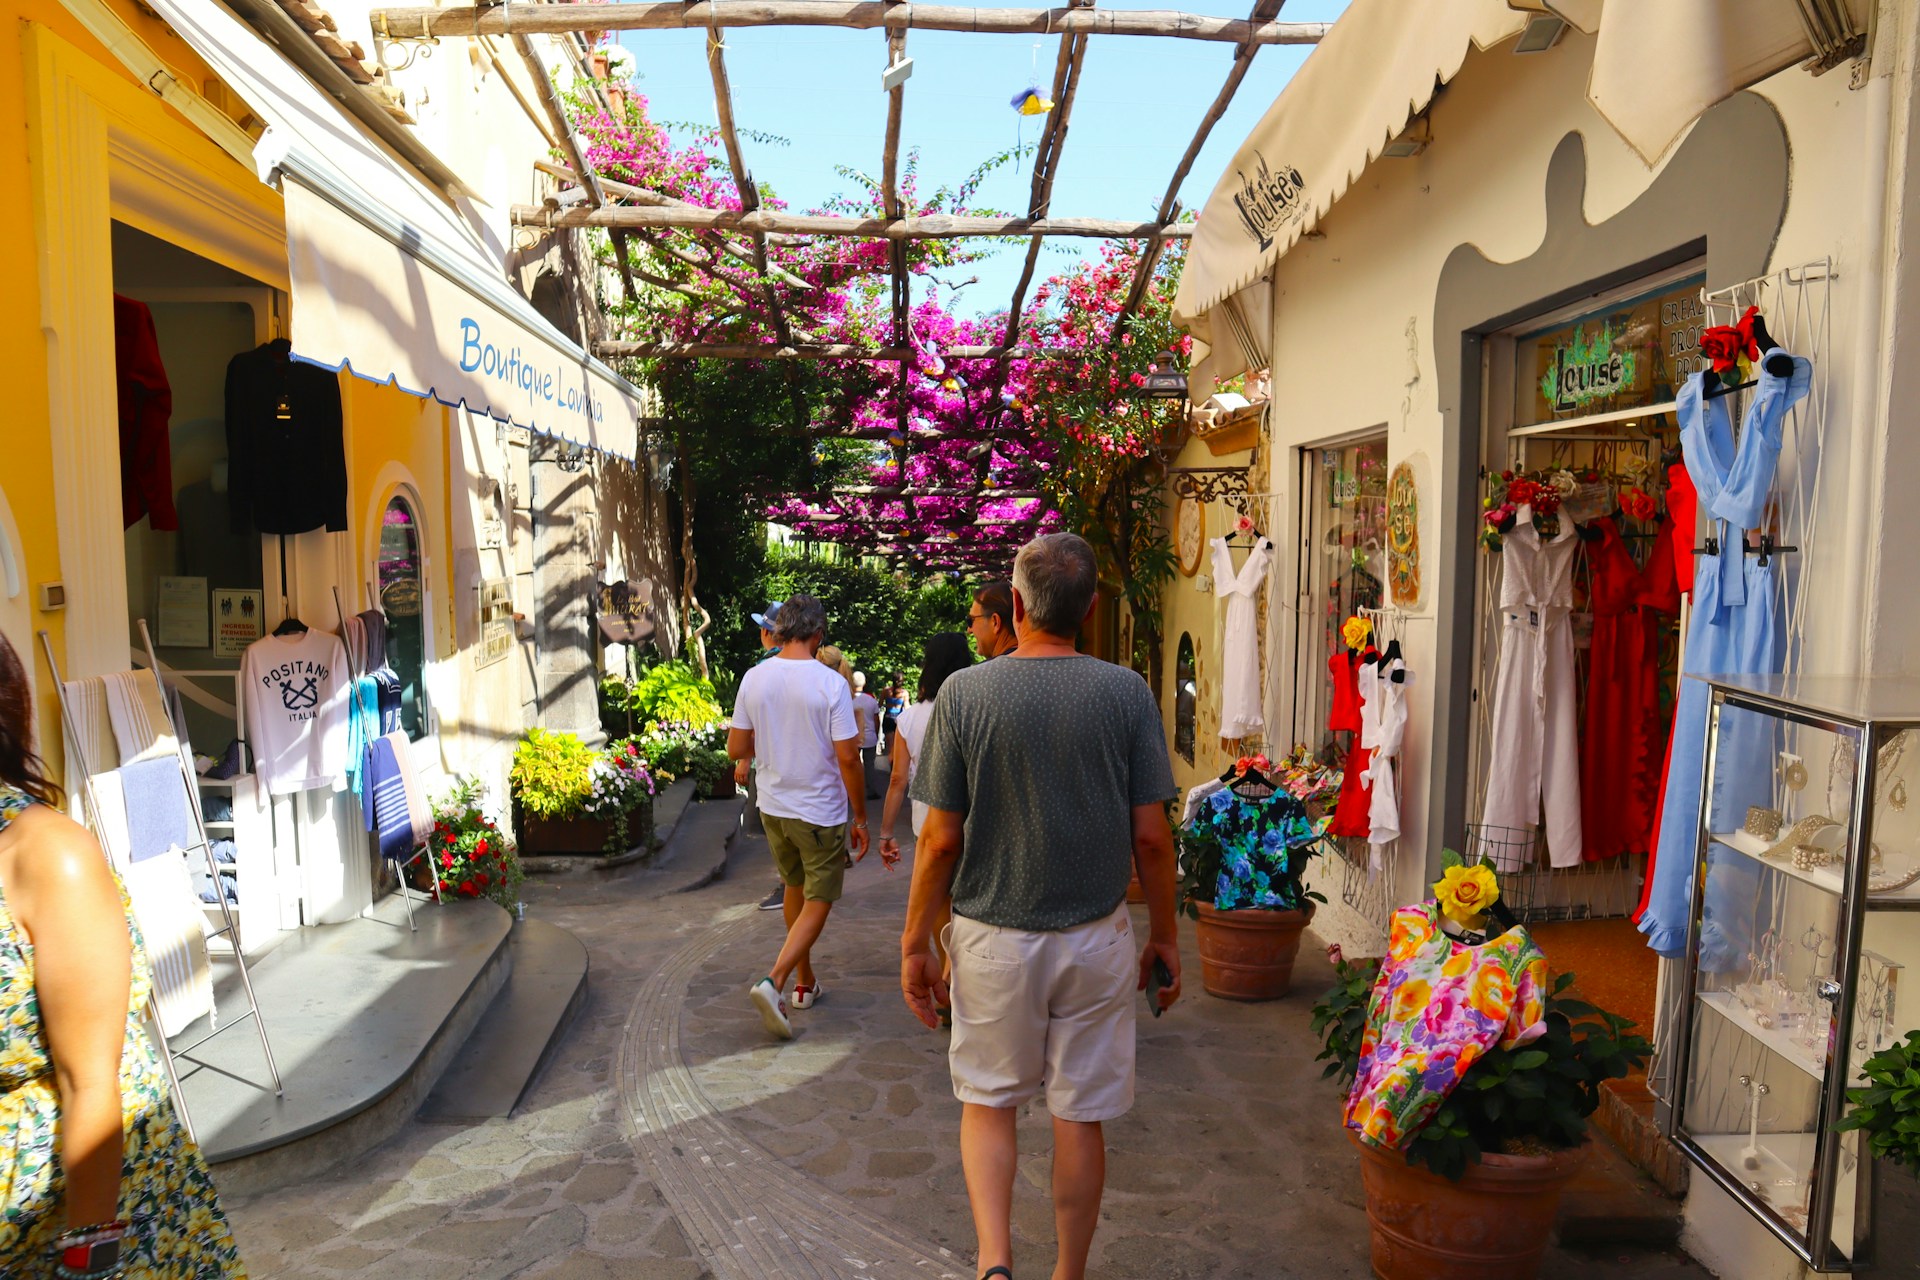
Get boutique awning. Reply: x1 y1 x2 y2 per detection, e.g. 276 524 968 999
1175 0 1867 327
138 0 645 460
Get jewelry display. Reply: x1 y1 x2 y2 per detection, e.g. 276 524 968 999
1760 814 1838 861
1782 753 1808 792
1745 806 1783 840
1792 844 1833 871
1892 778 1909 812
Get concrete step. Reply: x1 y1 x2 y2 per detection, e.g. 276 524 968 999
662 794 747 893
1556 1122 1685 1249
418 918 590 1122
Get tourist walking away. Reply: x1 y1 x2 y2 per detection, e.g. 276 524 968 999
881 676 906 753
901 534 1182 1280
852 672 882 799
968 580 1018 659
747 603 788 910
878 635 973 861
0 633 248 1278
729 595 878 1039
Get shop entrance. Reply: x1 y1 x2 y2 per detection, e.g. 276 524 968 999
1464 264 1705 923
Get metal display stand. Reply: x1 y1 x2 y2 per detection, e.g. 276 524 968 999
37 626 284 1143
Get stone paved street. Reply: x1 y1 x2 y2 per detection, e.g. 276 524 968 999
224 813 1713 1279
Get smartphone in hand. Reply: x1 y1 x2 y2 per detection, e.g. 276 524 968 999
1145 956 1173 1017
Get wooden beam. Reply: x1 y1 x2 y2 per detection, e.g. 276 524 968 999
374 3 1330 45
513 204 1191 239
791 486 1043 499
594 340 1032 360
701 26 793 348
882 12 911 471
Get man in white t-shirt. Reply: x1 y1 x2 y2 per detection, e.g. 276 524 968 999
851 671 882 799
728 594 882 1039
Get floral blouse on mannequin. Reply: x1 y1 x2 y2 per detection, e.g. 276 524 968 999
1345 901 1548 1150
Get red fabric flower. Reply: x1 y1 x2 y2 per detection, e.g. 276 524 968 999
1621 486 1656 521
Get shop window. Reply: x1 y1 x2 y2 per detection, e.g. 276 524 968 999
378 495 428 740
1291 435 1388 753
1173 633 1197 765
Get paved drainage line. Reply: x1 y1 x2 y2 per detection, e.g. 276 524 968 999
616 905 966 1280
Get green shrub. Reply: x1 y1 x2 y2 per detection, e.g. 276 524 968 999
510 728 598 821
1837 1029 1920 1172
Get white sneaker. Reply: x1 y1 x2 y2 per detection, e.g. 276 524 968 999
791 981 824 1010
749 977 793 1040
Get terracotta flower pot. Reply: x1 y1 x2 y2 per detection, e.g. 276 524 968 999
1349 1130 1584 1280
1193 901 1314 1000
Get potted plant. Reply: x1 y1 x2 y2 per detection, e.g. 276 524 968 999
1310 881 1652 1280
1177 764 1326 1001
422 778 524 910
510 729 655 856
1836 1028 1920 1262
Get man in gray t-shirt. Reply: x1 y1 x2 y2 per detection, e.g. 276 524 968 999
903 532 1180 1280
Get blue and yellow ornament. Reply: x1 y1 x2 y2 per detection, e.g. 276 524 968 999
1009 86 1054 116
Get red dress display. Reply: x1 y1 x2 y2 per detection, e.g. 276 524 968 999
1328 646 1377 839
1637 463 1699 922
1580 517 1680 860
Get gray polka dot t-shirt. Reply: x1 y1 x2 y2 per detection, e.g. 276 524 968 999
909 654 1177 932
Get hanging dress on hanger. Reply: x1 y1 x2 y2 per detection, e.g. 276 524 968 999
1479 505 1582 868
1580 517 1679 861
1363 649 1413 869
1328 649 1363 733
1212 535 1273 741
1636 348 1811 962
1329 646 1380 840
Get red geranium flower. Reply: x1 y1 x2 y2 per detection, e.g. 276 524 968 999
475 838 488 857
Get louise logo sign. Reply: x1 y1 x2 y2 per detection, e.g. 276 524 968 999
1539 323 1635 413
458 317 606 426
1232 152 1308 251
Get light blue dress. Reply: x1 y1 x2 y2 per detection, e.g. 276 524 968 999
1637 349 1811 964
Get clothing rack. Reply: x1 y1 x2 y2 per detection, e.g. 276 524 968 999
334 586 438 931
36 627 284 1145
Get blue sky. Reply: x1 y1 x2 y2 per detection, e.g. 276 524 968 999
612 0 1348 319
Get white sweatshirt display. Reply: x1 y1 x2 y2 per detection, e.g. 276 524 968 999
241 629 350 795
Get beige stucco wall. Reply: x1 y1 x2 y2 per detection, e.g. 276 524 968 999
1236 17 1905 1278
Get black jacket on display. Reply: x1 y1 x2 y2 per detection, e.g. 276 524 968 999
225 339 348 535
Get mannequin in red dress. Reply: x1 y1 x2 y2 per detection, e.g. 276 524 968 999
1328 646 1377 839
1580 516 1680 860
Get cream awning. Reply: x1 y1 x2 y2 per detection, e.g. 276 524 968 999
139 0 644 460
1176 0 1863 326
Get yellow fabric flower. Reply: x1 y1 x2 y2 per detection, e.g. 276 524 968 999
1342 616 1373 650
1435 864 1501 927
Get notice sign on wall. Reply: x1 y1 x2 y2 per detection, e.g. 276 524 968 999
213 589 264 658
477 578 514 669
156 576 210 649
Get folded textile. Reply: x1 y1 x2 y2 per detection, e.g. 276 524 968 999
342 614 367 676
125 851 214 1037
160 677 192 752
192 868 240 904
211 839 237 865
393 732 431 849
60 678 116 818
358 610 388 672
367 733 416 861
103 669 178 765
84 769 135 874
120 757 196 865
202 793 233 823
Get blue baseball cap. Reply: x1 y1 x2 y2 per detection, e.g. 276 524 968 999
751 602 783 630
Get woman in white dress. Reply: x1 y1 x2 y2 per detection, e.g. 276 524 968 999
877 632 975 860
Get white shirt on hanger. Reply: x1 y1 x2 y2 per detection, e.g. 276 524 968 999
241 629 351 795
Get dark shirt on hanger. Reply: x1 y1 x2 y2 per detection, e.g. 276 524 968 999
225 341 347 535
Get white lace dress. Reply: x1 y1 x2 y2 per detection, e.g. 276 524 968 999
1211 535 1272 740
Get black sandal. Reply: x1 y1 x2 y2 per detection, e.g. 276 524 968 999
980 1269 1012 1280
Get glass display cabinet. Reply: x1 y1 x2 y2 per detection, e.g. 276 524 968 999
1667 675 1920 1271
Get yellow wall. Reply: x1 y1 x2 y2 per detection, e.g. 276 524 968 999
0 0 266 765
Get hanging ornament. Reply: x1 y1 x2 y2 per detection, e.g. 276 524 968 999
1010 86 1055 115
1892 778 1908 812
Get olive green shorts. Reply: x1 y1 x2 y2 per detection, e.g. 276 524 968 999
761 813 849 903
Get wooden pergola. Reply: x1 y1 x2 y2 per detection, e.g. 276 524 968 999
374 0 1318 561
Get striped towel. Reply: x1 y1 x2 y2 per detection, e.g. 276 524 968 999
123 849 216 1038
368 733 415 861
60 678 116 819
102 669 178 765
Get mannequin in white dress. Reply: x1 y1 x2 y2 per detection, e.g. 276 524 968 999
1210 534 1273 742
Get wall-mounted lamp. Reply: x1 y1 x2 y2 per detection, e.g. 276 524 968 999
1139 351 1189 401
1380 114 1431 158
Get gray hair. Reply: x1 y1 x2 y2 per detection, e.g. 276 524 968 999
773 593 828 643
1012 533 1097 636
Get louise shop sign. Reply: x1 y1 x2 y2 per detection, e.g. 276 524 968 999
1232 153 1308 251
458 318 607 425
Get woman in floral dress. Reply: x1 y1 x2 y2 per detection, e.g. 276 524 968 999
0 633 245 1278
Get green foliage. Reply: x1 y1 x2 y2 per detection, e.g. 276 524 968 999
749 546 971 683
1837 1029 1920 1172
688 746 736 800
1311 955 1382 1087
1309 961 1652 1181
510 728 599 821
601 661 725 739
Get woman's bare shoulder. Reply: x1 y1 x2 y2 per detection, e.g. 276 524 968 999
0 803 112 895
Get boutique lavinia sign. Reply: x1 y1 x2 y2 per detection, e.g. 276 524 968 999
1513 274 1708 429
1232 152 1308 251
459 318 607 426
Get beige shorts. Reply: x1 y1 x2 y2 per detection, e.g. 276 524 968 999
944 905 1137 1122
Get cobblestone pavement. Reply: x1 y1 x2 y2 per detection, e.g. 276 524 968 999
224 809 1712 1279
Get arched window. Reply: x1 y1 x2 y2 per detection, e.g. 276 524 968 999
378 495 428 739
1174 633 1197 765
